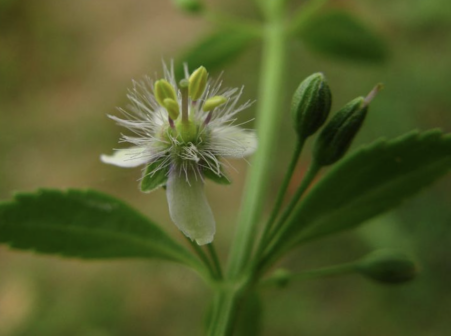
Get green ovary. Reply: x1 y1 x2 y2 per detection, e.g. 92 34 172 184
176 119 198 143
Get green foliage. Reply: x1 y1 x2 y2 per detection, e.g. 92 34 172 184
140 160 169 192
172 0 204 14
203 167 231 185
0 189 200 267
278 130 451 250
175 29 256 79
298 11 388 63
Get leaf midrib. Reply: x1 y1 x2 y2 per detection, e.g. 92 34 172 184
290 155 451 244
0 217 194 266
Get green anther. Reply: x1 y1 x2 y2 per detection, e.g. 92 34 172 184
189 66 208 101
203 96 227 112
155 79 178 107
164 98 180 120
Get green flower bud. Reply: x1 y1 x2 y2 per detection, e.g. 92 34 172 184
291 73 332 139
172 0 204 14
357 250 419 284
163 98 180 120
203 95 227 112
270 268 291 288
189 66 208 101
313 96 367 166
154 79 178 107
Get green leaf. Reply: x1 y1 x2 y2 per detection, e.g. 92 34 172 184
0 189 201 268
203 168 231 185
140 160 169 192
280 130 451 249
175 29 256 79
298 11 388 63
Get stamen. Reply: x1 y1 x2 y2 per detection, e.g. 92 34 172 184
204 112 213 125
179 79 189 124
168 115 175 128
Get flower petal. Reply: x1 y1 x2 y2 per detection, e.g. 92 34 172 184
210 126 258 158
100 147 149 168
166 169 216 245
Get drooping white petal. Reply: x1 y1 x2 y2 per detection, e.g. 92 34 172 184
209 126 258 158
166 169 216 245
100 147 149 168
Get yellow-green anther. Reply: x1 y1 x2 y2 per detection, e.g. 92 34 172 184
189 66 208 100
164 98 180 120
203 95 227 112
154 79 177 107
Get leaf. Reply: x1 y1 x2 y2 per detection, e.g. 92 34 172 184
298 11 388 63
279 130 451 249
175 29 256 79
203 167 231 185
0 189 201 268
140 160 169 192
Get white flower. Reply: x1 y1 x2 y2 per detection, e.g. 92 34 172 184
101 62 257 245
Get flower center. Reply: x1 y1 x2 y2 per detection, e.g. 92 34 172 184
176 119 198 143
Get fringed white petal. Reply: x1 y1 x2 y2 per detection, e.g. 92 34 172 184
100 147 149 168
210 126 258 158
166 170 216 245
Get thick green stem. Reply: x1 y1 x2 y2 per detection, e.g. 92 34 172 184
207 287 241 336
227 12 287 281
207 10 287 336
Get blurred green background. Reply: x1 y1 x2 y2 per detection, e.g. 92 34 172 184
1 0 451 335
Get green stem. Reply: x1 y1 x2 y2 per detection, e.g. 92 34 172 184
207 288 241 336
207 243 223 279
265 163 320 251
256 162 321 273
254 139 305 264
260 262 358 287
227 10 287 281
185 237 218 280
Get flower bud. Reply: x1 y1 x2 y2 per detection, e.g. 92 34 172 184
313 84 382 166
154 79 178 107
313 96 367 166
203 95 227 112
357 250 419 284
270 268 291 288
189 66 208 101
164 98 180 120
291 73 332 139
172 0 204 14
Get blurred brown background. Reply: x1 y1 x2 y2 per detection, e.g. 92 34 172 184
1 0 451 335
